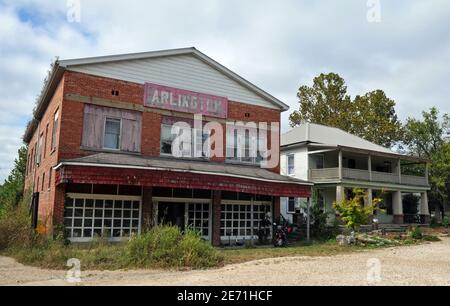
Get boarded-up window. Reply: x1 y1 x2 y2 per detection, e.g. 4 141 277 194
81 104 142 153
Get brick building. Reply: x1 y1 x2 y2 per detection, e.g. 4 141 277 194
23 48 311 245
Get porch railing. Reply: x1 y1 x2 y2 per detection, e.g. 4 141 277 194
310 167 428 186
403 214 427 224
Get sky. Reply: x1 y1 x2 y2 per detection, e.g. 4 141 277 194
0 0 449 181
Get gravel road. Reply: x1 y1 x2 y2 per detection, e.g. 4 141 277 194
1 237 449 286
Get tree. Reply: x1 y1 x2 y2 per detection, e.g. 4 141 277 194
353 90 403 147
402 107 450 216
333 188 381 231
289 73 403 147
0 146 27 215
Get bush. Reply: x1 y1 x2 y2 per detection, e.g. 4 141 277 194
126 225 223 269
0 196 44 251
409 227 423 240
443 215 450 228
422 235 441 242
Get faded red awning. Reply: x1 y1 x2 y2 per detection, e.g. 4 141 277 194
56 165 312 198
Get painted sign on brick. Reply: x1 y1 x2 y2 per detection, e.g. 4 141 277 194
144 83 228 118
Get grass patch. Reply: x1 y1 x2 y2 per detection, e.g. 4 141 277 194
220 240 381 265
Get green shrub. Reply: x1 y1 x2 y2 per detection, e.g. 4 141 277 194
422 235 441 242
126 225 223 269
443 215 450 228
409 227 423 240
0 196 44 251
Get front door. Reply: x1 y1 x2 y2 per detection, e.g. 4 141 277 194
158 202 186 230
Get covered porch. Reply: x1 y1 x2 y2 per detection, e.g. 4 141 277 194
316 185 430 225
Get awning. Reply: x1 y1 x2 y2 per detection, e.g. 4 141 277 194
55 153 312 197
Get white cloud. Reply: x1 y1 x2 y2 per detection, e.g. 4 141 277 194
0 0 449 181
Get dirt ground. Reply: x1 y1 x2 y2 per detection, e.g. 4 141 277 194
1 237 450 286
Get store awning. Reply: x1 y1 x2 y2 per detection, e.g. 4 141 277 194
55 153 312 197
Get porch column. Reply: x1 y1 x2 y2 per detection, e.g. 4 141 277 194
338 149 343 180
397 159 402 184
393 190 403 224
141 187 153 231
336 185 345 203
211 190 222 246
368 155 372 181
425 163 429 185
420 192 430 224
365 188 373 207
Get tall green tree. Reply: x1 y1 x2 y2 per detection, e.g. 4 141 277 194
289 73 403 147
0 146 27 214
402 107 450 216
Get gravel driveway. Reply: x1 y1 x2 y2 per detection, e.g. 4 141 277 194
1 237 450 286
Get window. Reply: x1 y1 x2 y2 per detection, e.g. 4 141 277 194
64 196 141 241
36 134 43 165
287 154 295 175
220 203 271 239
160 124 210 158
316 154 324 169
42 173 45 191
187 203 210 238
44 124 49 158
160 124 176 155
316 190 325 211
226 126 266 164
287 198 296 213
51 110 59 151
48 168 52 190
104 118 121 150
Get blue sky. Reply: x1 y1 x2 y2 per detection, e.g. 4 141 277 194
0 0 449 181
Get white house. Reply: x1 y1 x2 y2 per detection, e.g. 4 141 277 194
280 123 431 225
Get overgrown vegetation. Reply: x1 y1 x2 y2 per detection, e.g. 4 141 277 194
0 200 223 270
0 146 27 217
333 188 382 231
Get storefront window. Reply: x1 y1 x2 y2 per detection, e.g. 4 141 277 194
220 203 271 239
64 196 141 241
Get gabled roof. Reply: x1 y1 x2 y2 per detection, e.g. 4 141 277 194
24 47 288 143
281 123 429 162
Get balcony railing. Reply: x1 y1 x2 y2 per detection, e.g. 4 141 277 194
310 167 428 187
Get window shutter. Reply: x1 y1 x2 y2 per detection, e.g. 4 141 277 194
81 105 104 149
121 118 141 152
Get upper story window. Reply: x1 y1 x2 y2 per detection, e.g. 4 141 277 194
51 110 59 151
160 122 210 158
104 118 121 150
81 104 142 153
36 134 43 166
226 125 266 165
287 154 295 175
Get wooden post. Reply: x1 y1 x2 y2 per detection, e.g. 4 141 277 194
306 197 311 242
338 149 343 180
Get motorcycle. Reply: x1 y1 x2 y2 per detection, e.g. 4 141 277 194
272 221 292 247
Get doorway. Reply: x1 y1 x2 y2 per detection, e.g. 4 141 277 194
158 202 186 230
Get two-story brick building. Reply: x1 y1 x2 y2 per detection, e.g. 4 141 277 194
23 47 312 245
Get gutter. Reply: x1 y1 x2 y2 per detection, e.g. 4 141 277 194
54 161 314 186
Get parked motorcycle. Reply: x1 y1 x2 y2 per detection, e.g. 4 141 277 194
273 222 292 247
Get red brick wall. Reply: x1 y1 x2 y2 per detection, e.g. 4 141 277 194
24 76 65 231
26 70 284 229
